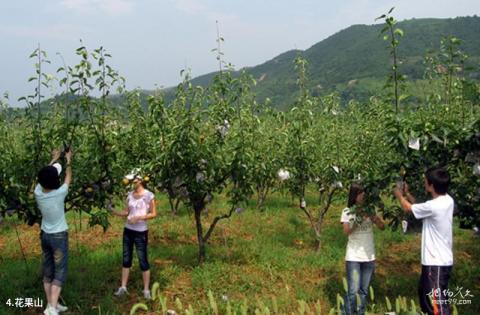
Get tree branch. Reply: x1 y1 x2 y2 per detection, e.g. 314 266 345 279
318 187 338 224
203 204 235 243
301 205 317 232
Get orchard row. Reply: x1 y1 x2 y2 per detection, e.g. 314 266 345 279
0 41 479 262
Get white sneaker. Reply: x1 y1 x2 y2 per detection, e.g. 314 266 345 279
114 286 128 296
143 290 151 299
56 303 68 312
401 220 408 233
44 305 59 315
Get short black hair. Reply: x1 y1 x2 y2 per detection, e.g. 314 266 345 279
347 183 364 207
425 167 450 195
38 166 61 190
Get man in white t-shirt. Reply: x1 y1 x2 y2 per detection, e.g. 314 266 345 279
394 167 453 315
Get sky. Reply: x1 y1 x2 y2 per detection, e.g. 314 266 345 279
1 0 479 106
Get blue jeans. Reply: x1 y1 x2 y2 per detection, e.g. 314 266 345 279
343 261 375 315
122 228 150 271
40 230 68 286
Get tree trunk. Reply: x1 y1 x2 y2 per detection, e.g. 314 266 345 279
198 238 206 264
316 239 321 252
193 202 206 264
256 187 267 209
314 226 322 252
174 198 181 213
167 186 181 215
168 196 176 215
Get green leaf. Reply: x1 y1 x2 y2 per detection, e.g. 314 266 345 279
394 28 404 37
431 134 443 144
385 296 392 311
129 303 148 315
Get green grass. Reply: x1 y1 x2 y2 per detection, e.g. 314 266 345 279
0 191 479 314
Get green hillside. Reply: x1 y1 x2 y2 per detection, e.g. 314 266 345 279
30 16 479 111
168 16 480 109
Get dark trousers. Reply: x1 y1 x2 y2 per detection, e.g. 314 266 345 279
122 228 150 271
419 265 452 315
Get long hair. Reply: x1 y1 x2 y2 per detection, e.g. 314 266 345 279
347 183 364 208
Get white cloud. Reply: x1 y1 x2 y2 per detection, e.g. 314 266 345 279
0 23 91 40
60 0 134 16
171 0 238 22
172 0 207 15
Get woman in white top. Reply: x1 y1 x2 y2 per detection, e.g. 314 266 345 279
341 183 384 315
110 173 157 299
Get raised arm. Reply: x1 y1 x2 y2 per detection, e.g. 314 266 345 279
394 187 412 213
64 149 73 185
49 149 61 165
403 182 416 203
